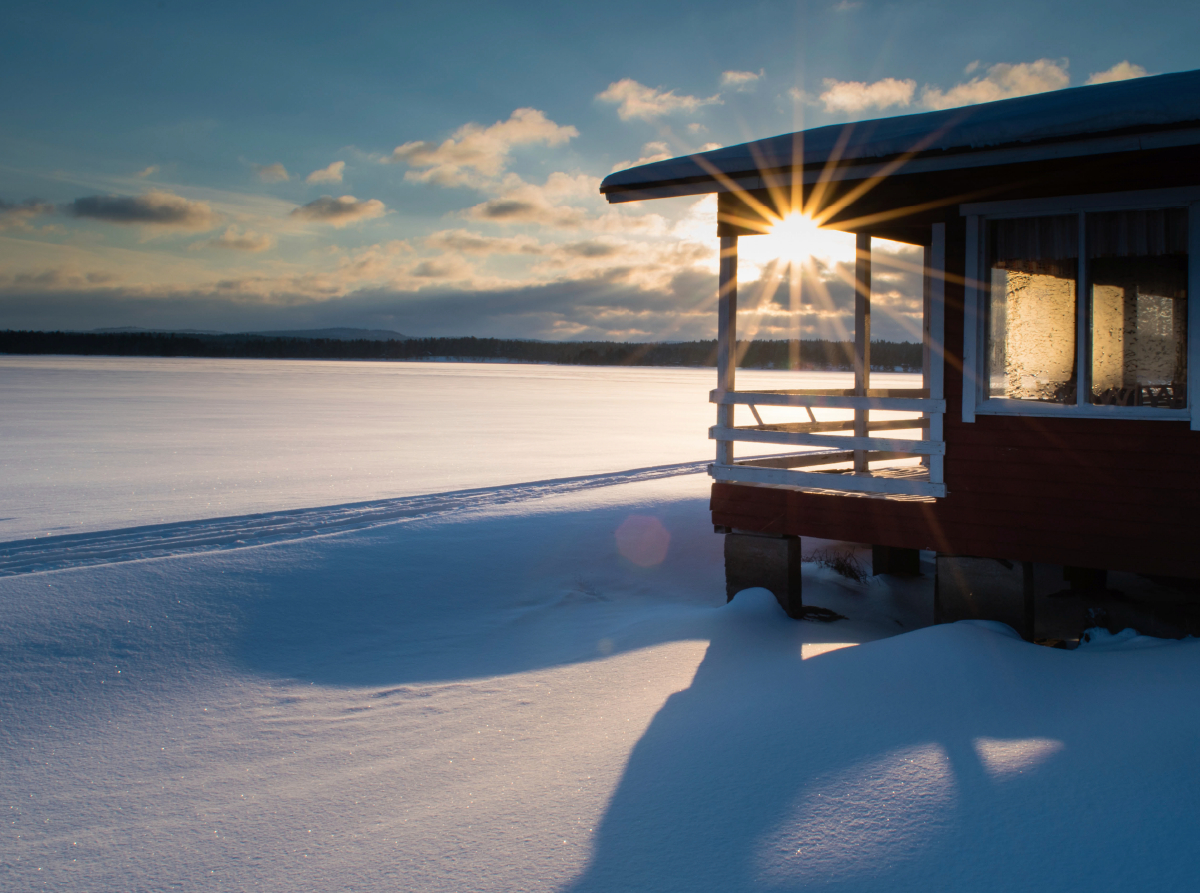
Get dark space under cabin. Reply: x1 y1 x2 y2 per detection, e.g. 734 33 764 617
601 68 1200 642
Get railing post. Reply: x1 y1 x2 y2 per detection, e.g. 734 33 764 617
921 242 932 467
929 223 946 485
716 234 738 465
853 232 871 472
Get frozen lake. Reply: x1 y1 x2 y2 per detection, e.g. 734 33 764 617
0 355 917 541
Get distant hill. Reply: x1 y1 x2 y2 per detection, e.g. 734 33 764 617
89 326 409 341
90 326 227 335
246 328 409 341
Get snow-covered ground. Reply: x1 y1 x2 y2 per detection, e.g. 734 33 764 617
2 357 1198 891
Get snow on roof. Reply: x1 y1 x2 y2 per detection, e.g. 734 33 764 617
601 68 1200 194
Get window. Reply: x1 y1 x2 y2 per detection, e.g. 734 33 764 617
987 214 1079 404
1087 209 1188 409
978 201 1191 416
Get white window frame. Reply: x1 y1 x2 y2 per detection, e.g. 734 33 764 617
961 186 1200 429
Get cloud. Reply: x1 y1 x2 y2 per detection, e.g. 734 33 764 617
254 162 290 182
832 1 862 10
610 141 674 172
135 165 159 178
596 79 722 121
67 190 218 229
721 70 764 92
426 229 544 256
195 225 274 252
0 198 55 231
410 255 474 279
819 77 916 113
462 172 603 230
306 161 346 184
387 108 578 188
467 197 586 229
1086 61 1148 85
921 59 1069 110
290 195 386 226
465 181 589 229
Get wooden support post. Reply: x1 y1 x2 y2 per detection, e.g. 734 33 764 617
716 234 738 465
853 232 871 472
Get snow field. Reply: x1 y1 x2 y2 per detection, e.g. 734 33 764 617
3 357 1199 892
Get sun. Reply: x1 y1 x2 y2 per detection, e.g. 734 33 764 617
763 213 826 265
737 212 855 281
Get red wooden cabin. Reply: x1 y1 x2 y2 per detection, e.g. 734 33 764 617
601 70 1200 640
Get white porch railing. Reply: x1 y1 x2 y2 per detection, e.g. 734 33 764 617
708 387 947 497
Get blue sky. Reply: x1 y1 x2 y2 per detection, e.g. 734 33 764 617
2 0 1197 341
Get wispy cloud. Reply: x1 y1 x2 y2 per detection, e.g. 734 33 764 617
135 165 159 178
1086 61 1148 85
425 229 544 256
410 255 474 280
290 195 386 227
253 162 290 183
610 141 674 173
67 191 218 229
721 70 764 92
194 225 274 252
819 77 916 113
921 59 1069 109
463 172 600 229
306 161 346 184
0 198 55 231
387 108 578 188
596 79 722 121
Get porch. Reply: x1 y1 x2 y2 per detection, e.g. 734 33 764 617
709 223 947 500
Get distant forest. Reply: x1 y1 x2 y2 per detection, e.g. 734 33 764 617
0 330 924 371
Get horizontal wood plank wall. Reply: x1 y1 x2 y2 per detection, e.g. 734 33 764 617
711 218 1200 579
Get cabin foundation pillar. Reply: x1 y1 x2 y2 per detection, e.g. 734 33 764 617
935 555 1036 640
873 545 920 576
724 532 803 618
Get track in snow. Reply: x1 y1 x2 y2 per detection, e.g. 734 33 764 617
0 461 710 577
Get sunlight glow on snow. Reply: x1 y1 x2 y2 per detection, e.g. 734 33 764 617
753 743 955 884
800 642 857 660
973 736 1065 778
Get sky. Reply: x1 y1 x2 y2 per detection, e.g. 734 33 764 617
2 0 1198 343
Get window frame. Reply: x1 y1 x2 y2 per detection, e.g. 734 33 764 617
960 187 1200 428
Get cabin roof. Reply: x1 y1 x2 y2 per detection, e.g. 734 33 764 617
600 68 1200 201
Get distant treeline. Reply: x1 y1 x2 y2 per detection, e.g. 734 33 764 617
0 330 923 371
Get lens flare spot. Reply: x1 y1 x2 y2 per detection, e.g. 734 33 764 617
615 515 670 567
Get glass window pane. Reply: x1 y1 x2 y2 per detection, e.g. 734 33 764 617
986 215 1079 403
1088 209 1188 409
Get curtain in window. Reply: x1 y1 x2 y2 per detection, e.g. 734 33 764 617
990 214 1078 278
1087 208 1187 259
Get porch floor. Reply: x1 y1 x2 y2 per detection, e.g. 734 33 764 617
726 463 938 503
